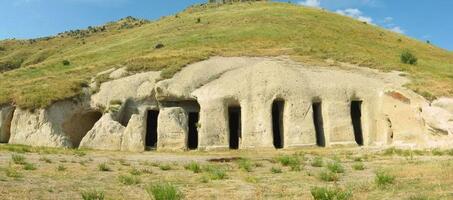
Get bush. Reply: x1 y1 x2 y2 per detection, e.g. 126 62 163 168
81 189 105 200
271 167 282 174
146 183 183 200
62 60 71 65
23 163 37 170
184 162 202 173
311 156 324 167
319 170 339 182
118 174 141 185
401 50 417 65
311 187 352 200
98 163 111 172
375 170 395 188
11 154 26 165
352 162 365 171
327 161 344 173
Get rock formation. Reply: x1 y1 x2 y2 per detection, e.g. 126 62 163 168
1 57 452 151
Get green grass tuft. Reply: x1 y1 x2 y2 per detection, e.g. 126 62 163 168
326 161 345 173
98 163 111 172
23 163 37 171
11 154 26 165
375 169 396 188
318 170 339 182
81 189 105 200
311 186 352 200
184 162 202 173
146 183 183 200
118 174 141 185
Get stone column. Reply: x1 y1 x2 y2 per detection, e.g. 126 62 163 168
157 107 188 151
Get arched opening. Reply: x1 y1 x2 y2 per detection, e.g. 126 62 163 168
62 110 102 148
312 102 325 147
228 106 241 149
187 112 199 150
0 107 15 143
272 100 284 149
146 110 159 149
351 101 364 146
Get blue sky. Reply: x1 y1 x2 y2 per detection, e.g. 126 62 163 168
0 0 452 50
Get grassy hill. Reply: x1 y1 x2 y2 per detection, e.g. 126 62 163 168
0 2 452 109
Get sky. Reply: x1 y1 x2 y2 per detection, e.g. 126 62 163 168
0 0 452 51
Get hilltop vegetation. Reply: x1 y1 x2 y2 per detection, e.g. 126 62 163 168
0 2 452 109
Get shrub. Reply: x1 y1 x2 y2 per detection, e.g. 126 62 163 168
311 187 352 200
327 161 345 173
146 183 183 200
62 60 71 66
401 50 417 65
98 163 111 172
271 167 282 174
159 164 172 171
352 162 365 171
319 170 339 182
375 170 395 188
311 156 324 167
81 189 105 200
11 154 26 165
237 158 253 172
184 162 202 173
23 163 37 170
118 174 141 185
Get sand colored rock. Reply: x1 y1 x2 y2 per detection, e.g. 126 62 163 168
5 57 453 151
0 106 15 143
157 107 188 151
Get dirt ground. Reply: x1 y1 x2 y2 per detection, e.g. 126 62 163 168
0 144 452 200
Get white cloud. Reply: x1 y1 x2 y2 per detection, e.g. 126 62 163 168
336 8 373 24
298 0 321 8
389 26 404 34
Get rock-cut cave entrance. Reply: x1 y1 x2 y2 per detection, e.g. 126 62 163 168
312 102 325 147
187 112 199 150
62 110 102 148
351 101 364 146
272 100 284 149
146 110 159 149
228 106 241 149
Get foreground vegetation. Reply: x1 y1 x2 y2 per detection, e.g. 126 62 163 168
0 2 452 109
0 144 452 199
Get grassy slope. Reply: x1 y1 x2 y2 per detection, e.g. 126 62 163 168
0 2 452 109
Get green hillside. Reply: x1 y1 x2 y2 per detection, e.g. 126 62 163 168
0 2 452 109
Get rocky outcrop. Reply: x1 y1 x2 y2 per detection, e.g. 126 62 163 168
4 57 453 151
0 106 15 143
